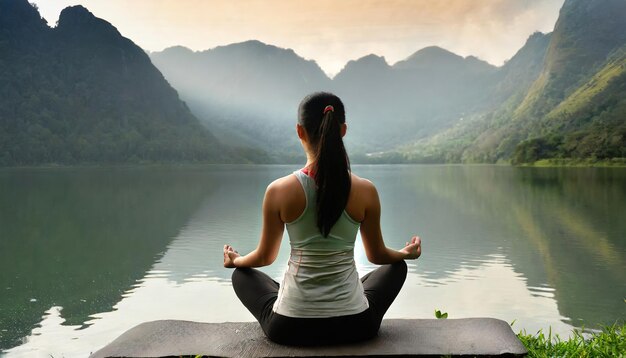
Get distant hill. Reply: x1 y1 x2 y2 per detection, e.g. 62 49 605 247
150 43 498 158
150 41 331 161
0 0 235 165
333 46 497 154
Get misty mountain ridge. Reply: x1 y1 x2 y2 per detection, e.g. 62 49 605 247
150 40 335 160
154 42 498 82
392 46 495 76
150 41 503 158
152 40 330 117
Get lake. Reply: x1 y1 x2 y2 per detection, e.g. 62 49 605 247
1 164 625 356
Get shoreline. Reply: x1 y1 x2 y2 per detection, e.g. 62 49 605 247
518 158 626 168
1 157 626 169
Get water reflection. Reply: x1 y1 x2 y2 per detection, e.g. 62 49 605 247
0 166 220 349
2 165 625 357
385 165 626 327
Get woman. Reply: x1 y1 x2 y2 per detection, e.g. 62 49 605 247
223 92 421 345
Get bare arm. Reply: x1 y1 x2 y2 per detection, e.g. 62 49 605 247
359 182 421 265
223 182 284 268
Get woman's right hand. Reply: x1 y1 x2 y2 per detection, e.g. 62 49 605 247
400 236 421 260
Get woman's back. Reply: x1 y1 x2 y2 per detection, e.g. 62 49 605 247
272 170 369 317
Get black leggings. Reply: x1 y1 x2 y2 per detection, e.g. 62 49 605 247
231 260 407 346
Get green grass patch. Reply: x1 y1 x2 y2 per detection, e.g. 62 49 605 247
517 323 626 357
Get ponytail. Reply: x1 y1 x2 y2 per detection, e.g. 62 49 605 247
298 92 351 237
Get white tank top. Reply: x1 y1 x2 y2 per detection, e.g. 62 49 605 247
272 170 369 317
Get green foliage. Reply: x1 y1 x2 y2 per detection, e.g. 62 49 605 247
532 158 626 167
512 135 563 165
517 323 626 357
434 309 448 319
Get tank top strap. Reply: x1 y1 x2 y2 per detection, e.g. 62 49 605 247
293 170 316 207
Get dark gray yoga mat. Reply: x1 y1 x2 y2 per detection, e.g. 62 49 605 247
91 318 527 357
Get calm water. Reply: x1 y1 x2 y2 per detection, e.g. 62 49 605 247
1 165 625 356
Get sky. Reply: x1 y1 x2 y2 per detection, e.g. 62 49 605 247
33 0 565 77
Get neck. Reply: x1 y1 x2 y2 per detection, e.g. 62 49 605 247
304 157 315 169
303 146 315 169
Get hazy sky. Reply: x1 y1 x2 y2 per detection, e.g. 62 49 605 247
33 0 565 76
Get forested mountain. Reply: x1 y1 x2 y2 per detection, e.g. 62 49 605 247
509 0 626 163
0 0 232 165
403 0 626 164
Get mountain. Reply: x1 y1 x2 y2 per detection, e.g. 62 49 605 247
511 45 626 164
8 0 619 165
151 40 331 116
401 0 626 164
150 41 331 161
393 46 494 75
152 43 498 158
490 32 552 106
331 54 394 153
389 32 552 163
508 0 626 163
514 0 626 121
334 46 498 153
0 0 230 165
454 32 555 163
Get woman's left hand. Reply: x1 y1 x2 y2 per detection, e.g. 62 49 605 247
400 236 421 260
223 245 240 268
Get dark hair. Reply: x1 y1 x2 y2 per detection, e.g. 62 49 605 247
298 92 351 237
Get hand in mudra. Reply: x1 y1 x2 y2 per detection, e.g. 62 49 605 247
223 244 240 268
400 236 421 259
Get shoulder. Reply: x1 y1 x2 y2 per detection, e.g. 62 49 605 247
345 172 379 221
351 172 377 192
266 173 301 199
265 173 305 220
350 172 378 200
267 173 299 190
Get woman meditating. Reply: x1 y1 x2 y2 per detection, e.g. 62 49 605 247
223 92 421 345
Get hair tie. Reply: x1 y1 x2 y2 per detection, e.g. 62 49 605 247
323 105 334 114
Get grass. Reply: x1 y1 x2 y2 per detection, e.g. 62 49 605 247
181 322 626 358
517 323 626 357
